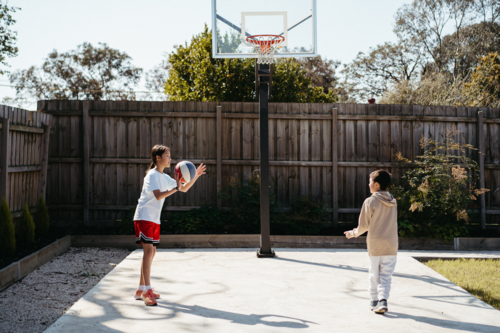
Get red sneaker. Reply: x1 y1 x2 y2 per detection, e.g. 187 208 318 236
141 289 157 306
135 288 160 300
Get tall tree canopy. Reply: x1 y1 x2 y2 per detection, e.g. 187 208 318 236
342 0 500 103
9 42 142 101
164 25 337 103
0 3 19 75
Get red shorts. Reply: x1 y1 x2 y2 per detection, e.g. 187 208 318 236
134 220 160 246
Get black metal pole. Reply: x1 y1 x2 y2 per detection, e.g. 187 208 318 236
257 63 275 258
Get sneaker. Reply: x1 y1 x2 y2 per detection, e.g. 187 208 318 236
135 288 160 300
369 300 378 310
374 299 388 314
141 289 158 306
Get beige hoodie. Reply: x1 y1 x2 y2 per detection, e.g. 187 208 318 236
348 191 398 256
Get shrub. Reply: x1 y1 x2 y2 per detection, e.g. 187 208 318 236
119 207 136 235
218 175 283 234
391 127 489 241
169 206 231 234
271 196 329 235
0 197 15 255
18 203 35 244
34 195 50 237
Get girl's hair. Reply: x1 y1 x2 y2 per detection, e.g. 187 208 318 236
146 144 170 175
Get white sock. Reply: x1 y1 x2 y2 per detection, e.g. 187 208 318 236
145 285 152 291
138 285 145 291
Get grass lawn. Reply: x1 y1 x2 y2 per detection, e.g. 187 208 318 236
425 259 500 310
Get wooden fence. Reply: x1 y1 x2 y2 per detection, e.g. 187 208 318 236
0 105 52 220
39 101 500 229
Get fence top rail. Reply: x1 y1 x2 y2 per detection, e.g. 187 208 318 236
37 100 500 118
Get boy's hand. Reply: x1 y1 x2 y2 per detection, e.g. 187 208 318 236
196 163 207 179
344 230 354 239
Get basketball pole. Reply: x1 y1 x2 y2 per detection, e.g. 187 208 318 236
256 61 275 258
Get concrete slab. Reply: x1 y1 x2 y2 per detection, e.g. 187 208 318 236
46 249 500 333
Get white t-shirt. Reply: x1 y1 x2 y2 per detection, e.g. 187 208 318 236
133 169 178 224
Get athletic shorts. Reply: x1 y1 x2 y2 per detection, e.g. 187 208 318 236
134 220 160 246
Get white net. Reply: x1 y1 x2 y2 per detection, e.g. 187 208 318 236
246 35 285 64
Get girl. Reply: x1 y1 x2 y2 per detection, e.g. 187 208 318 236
133 144 206 306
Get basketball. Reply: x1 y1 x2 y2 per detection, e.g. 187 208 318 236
174 161 197 183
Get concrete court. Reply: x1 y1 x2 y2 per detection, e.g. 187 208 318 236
45 249 500 333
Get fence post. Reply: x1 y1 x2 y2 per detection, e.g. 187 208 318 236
477 110 486 230
332 107 338 227
82 102 90 226
37 123 51 200
216 105 222 210
0 117 10 201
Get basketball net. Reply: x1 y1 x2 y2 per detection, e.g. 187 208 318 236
246 35 285 65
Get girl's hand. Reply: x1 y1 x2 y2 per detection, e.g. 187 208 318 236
196 163 207 179
174 172 182 187
344 230 353 239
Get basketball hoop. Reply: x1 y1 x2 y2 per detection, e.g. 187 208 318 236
246 35 285 64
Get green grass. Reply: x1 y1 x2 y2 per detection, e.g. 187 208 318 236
425 258 500 310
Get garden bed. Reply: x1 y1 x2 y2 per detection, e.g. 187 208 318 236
0 247 130 333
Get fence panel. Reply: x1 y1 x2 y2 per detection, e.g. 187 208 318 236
39 101 500 229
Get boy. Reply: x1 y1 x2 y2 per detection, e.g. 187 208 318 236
344 170 398 314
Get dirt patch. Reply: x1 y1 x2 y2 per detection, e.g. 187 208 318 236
0 247 130 333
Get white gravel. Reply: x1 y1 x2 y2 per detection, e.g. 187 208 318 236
0 247 130 333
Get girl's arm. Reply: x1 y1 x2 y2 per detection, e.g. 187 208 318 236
152 188 177 201
177 163 207 192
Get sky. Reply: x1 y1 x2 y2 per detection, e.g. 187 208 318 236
0 0 409 110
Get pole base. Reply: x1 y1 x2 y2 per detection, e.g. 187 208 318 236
256 249 276 258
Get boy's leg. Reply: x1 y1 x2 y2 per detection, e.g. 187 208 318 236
377 255 397 301
368 256 381 301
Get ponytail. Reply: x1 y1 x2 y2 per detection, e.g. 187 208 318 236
145 144 170 175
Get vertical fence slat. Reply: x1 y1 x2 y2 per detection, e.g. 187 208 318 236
82 102 90 226
0 117 9 201
37 123 51 200
477 111 486 230
216 106 222 210
332 108 338 227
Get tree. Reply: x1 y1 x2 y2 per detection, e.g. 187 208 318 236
144 54 170 101
0 3 19 75
464 52 500 106
297 56 340 94
164 25 337 103
394 0 474 73
341 42 423 101
9 42 142 101
438 21 500 76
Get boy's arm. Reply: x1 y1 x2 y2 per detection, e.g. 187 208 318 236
344 199 372 239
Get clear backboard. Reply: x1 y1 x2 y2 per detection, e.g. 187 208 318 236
211 0 317 59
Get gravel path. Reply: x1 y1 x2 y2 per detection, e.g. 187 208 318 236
0 247 131 333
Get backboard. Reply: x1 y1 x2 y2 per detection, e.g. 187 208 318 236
211 0 317 59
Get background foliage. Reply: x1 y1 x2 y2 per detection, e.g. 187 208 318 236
391 127 488 240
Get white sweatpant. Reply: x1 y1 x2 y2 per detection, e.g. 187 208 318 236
368 255 397 301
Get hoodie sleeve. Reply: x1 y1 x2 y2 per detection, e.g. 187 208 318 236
352 198 372 237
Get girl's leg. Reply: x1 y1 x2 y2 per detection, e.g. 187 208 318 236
141 243 155 287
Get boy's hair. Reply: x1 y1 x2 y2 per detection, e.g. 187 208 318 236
370 169 392 190
146 145 170 175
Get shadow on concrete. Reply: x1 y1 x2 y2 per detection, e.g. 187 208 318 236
158 302 317 329
384 312 500 332
274 257 474 296
413 295 492 309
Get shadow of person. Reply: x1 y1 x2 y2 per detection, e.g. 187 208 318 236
384 312 500 332
158 302 317 329
275 257 474 296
